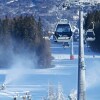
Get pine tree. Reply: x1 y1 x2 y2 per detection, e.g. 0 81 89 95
0 15 51 68
84 10 100 52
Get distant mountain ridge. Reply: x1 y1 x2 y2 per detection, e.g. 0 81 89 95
0 0 99 31
0 0 66 30
0 0 62 17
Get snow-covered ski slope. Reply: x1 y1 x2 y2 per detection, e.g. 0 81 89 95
0 38 100 100
51 39 100 100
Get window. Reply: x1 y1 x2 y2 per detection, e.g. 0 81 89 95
56 24 71 33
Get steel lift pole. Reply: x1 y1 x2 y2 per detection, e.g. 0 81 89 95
70 35 74 60
77 5 86 100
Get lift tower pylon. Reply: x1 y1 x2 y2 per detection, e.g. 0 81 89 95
77 5 86 100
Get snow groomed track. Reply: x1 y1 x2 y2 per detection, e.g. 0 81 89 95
0 38 100 100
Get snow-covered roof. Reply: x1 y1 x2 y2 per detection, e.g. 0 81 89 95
58 19 69 24
6 0 18 4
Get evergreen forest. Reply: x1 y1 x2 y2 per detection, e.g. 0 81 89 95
84 10 100 52
0 15 51 68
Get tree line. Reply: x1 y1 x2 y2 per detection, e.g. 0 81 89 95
0 15 51 68
84 10 100 52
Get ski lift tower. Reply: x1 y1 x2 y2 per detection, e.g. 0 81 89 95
62 0 86 99
77 1 86 100
56 0 98 99
77 1 98 100
61 0 86 99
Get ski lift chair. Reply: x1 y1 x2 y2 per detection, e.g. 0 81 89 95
54 21 72 43
85 29 95 42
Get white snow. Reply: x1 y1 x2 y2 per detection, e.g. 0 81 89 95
29 4 35 8
0 36 100 100
6 0 18 4
86 60 100 88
